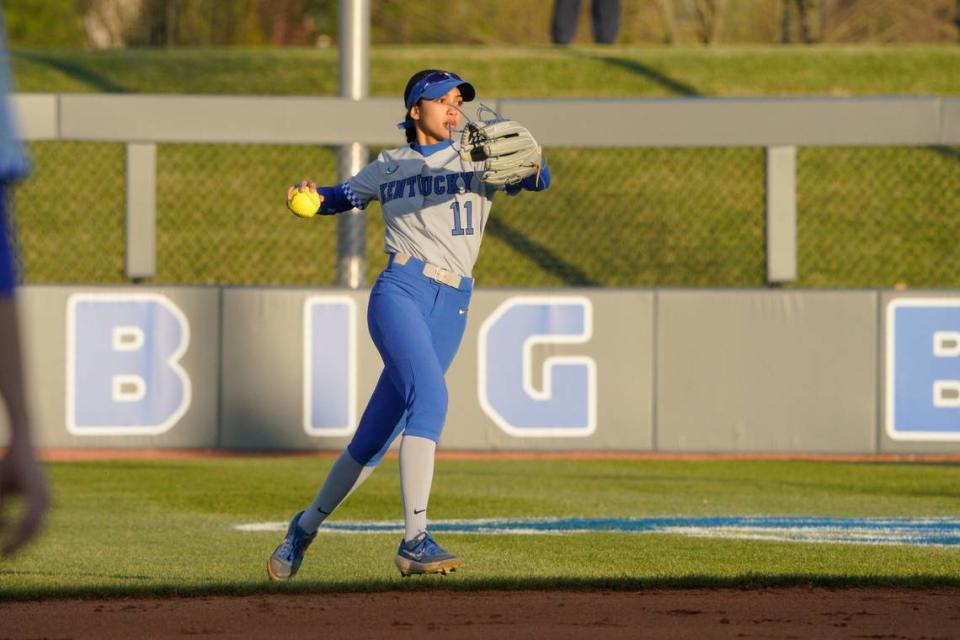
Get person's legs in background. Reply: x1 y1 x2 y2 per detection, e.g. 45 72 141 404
551 0 582 44
592 0 621 44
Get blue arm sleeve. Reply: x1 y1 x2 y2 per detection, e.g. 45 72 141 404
0 186 16 296
316 184 355 215
505 156 552 196
317 182 378 216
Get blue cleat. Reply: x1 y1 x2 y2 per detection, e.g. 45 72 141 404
267 511 317 581
394 531 462 577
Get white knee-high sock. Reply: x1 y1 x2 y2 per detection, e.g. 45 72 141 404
399 435 437 542
299 450 376 534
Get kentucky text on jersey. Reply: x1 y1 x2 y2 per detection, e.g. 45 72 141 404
379 171 478 205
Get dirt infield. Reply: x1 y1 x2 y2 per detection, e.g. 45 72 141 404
1 588 958 639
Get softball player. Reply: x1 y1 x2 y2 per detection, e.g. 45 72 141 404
268 69 551 579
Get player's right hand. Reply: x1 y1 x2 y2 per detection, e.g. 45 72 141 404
286 180 321 204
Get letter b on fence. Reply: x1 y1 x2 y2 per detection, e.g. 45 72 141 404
887 299 960 441
67 294 191 435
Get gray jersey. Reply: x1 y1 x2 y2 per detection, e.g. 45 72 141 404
346 144 493 278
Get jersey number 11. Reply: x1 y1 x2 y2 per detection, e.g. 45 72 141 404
450 201 474 236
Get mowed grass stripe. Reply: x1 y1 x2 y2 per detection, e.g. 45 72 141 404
11 46 960 97
1 458 959 599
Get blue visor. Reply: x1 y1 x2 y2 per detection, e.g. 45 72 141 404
404 71 476 110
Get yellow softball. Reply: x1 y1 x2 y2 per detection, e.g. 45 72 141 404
288 189 322 218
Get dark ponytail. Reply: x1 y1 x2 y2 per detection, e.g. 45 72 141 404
404 114 417 143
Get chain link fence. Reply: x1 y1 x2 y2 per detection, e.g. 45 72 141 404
797 145 960 288
13 141 126 283
9 141 960 288
155 143 339 285
475 146 766 287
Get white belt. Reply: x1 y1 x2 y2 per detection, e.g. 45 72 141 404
393 252 463 289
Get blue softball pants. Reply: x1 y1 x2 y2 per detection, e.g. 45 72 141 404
346 254 473 466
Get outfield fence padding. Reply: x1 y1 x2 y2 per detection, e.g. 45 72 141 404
4 286 959 454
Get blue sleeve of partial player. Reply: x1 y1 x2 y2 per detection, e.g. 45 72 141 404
317 184 357 215
0 185 17 296
505 157 552 196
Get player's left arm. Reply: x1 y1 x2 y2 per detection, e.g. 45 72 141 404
505 156 551 196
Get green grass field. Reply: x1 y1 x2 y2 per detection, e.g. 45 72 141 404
11 46 960 97
8 45 960 287
2 457 959 600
